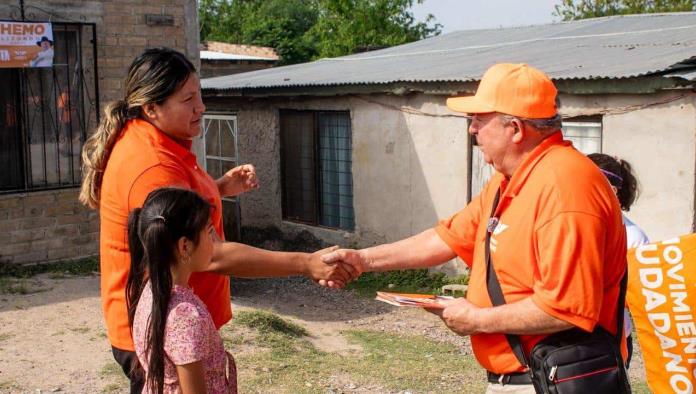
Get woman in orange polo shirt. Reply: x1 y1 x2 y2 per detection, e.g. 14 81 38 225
79 48 356 392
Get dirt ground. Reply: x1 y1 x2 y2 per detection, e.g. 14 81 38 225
0 274 647 393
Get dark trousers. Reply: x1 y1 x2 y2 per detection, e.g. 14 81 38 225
626 334 633 369
112 346 144 394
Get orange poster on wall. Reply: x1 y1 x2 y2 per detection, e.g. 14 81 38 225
627 234 696 394
0 21 53 68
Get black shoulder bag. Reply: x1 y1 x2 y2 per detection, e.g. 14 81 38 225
485 189 631 394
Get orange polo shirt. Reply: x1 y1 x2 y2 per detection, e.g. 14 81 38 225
435 132 627 374
99 118 231 351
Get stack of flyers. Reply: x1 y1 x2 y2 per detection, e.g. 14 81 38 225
375 291 454 309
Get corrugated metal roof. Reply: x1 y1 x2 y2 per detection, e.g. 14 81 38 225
201 13 696 92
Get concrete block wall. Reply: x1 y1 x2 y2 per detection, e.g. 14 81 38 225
0 0 199 265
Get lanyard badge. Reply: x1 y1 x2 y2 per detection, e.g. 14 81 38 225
487 217 499 234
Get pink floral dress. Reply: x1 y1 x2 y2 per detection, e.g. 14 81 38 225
133 283 237 393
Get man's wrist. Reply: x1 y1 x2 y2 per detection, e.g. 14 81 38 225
359 248 373 272
474 306 494 334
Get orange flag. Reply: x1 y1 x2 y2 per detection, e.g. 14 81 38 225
627 234 696 393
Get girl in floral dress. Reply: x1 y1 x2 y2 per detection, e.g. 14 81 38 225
125 187 236 393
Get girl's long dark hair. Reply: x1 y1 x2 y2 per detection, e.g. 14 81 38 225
588 153 639 211
126 187 211 394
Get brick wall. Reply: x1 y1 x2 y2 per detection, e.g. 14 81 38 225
0 189 99 264
0 0 199 265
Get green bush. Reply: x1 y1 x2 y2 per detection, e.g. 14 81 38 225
0 257 99 278
347 269 469 296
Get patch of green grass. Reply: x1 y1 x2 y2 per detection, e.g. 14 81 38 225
0 257 98 279
347 269 469 297
0 333 14 342
101 382 122 393
339 330 484 392
630 378 651 394
100 361 129 392
234 310 308 349
221 333 245 346
100 362 124 378
0 277 51 295
0 380 22 391
69 326 90 334
229 310 484 393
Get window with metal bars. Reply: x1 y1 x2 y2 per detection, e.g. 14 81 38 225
279 110 355 231
0 22 98 193
467 116 603 201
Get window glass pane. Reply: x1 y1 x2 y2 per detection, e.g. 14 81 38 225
221 199 241 242
205 119 221 157
318 112 354 231
0 69 24 191
280 111 316 223
24 67 52 188
206 159 222 179
562 122 602 154
220 119 236 158
470 144 495 199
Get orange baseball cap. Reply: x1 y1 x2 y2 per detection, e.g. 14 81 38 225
446 63 557 119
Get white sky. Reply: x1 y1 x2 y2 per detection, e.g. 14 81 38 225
411 0 562 33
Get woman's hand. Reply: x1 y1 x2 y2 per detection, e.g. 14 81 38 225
216 164 258 197
317 248 367 288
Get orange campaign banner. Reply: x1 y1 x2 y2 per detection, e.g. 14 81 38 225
0 21 53 68
627 234 696 394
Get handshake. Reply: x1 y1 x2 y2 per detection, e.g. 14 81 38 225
306 246 368 289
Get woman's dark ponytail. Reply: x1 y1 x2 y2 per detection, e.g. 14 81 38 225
616 158 638 212
588 153 639 212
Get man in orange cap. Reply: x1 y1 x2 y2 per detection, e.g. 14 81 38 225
322 63 628 393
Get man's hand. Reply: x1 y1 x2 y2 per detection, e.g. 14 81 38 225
317 248 367 288
303 246 360 289
427 297 483 337
216 164 258 197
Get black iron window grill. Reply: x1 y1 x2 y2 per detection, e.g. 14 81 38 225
0 21 99 194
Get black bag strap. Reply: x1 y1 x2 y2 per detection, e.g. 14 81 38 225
484 188 530 367
484 187 628 369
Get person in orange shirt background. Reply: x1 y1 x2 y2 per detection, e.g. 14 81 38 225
79 48 358 393
322 63 628 393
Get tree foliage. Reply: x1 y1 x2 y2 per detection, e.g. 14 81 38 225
199 0 318 65
309 0 441 58
198 0 441 65
554 0 695 21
